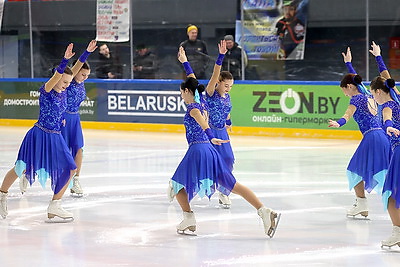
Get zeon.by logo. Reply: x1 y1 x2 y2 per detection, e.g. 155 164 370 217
279 88 300 115
252 88 340 115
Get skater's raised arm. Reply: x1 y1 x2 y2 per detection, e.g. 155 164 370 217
45 43 75 92
342 47 357 74
178 46 196 79
206 40 227 97
71 40 98 77
369 41 400 95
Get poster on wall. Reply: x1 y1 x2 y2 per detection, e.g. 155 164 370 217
239 0 309 60
96 0 130 42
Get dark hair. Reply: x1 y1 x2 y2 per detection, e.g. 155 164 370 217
51 66 73 75
370 76 396 93
219 71 233 82
64 67 73 76
180 77 205 95
340 73 362 88
72 59 91 70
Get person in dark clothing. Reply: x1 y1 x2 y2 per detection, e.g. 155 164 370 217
221 35 247 80
95 43 122 79
133 44 158 79
275 0 305 59
179 24 209 79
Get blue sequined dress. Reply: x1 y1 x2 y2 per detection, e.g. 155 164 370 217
381 100 400 209
205 91 235 171
170 103 237 201
346 94 390 194
61 79 86 158
14 85 77 194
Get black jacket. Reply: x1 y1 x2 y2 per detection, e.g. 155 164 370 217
179 39 208 79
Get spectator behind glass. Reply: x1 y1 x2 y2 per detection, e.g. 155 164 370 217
95 43 122 79
222 35 248 80
133 44 158 79
179 24 209 79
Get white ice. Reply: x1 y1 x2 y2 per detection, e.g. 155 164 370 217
0 126 398 267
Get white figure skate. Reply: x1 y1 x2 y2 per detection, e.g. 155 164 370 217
19 174 29 195
347 197 368 219
167 180 175 202
177 211 196 236
70 176 83 197
257 206 281 238
381 225 400 249
0 191 8 219
46 199 74 223
218 192 231 209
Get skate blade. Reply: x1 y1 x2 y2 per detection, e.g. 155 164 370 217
1 215 6 219
346 212 369 220
70 192 84 198
45 216 74 223
381 243 400 249
218 200 231 209
177 226 197 236
267 213 281 238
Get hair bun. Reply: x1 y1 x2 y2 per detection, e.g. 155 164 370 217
353 74 363 85
386 78 396 88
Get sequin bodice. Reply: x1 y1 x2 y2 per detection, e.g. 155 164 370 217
206 91 232 129
36 85 67 131
184 103 209 145
66 79 86 112
382 100 400 146
350 94 381 134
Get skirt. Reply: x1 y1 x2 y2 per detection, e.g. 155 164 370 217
382 144 400 209
346 128 390 194
171 142 237 202
14 125 77 194
210 126 235 172
61 112 84 158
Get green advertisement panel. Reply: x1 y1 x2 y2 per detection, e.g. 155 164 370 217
230 83 359 130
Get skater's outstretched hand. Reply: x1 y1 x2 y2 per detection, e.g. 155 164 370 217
64 43 75 60
86 39 98 53
387 126 400 137
328 119 340 128
211 138 230 145
342 47 352 63
369 41 381 57
178 46 188 63
218 39 227 55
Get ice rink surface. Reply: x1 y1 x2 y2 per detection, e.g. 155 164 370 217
0 126 399 267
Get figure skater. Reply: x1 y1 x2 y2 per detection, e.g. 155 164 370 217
0 43 77 222
328 47 391 218
168 43 280 237
369 41 400 248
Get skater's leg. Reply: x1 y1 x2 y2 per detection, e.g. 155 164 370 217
175 188 196 234
0 167 19 193
47 169 76 221
231 182 280 237
176 188 191 212
231 182 263 209
354 181 366 198
71 150 83 196
387 197 400 226
74 148 83 176
53 169 76 200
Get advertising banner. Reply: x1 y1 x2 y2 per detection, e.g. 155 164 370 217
96 0 130 42
229 82 358 130
0 79 358 131
241 0 308 60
